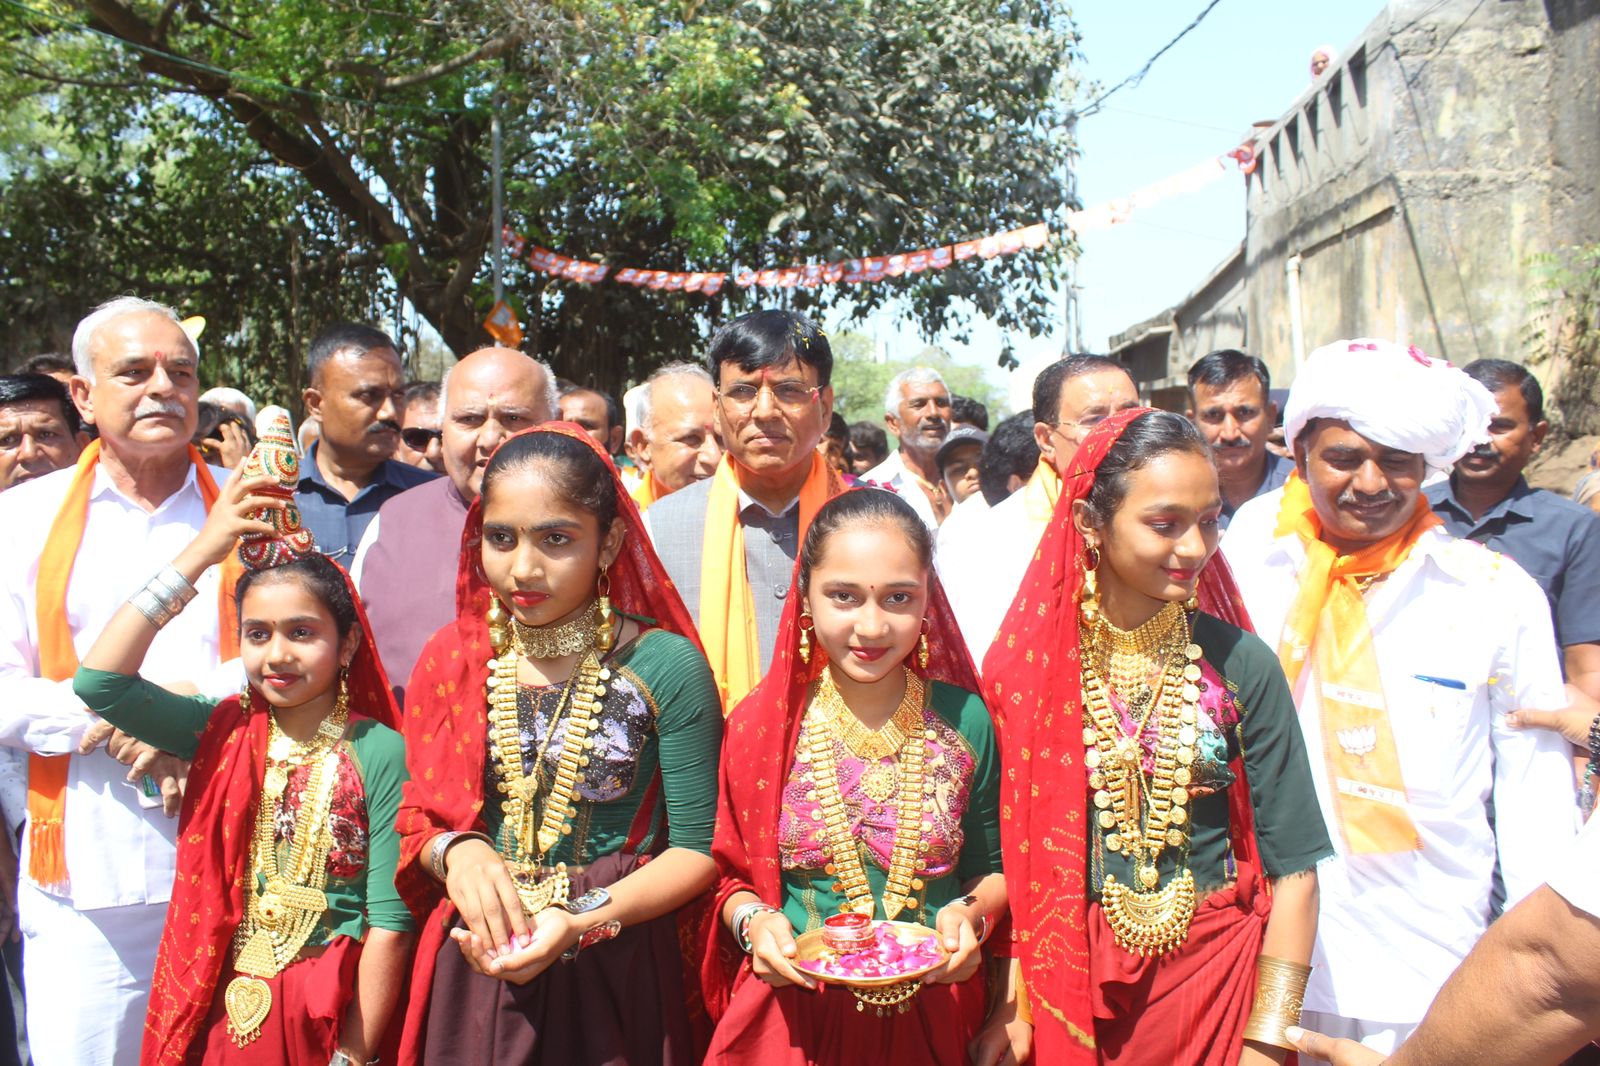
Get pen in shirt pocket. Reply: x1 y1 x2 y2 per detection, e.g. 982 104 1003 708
1413 673 1467 690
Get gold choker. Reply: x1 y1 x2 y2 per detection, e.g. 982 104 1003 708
513 602 600 660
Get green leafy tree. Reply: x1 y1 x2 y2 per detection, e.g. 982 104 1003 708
2 0 1080 398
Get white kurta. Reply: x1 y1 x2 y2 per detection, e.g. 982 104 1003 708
938 486 1049 666
1223 490 1579 1024
0 461 239 909
1548 812 1600 918
862 450 941 530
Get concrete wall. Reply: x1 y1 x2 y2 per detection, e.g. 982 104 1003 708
1113 0 1600 396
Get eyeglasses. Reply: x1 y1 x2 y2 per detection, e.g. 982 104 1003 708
401 427 442 450
718 381 821 411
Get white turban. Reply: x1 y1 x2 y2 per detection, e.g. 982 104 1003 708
1284 338 1496 474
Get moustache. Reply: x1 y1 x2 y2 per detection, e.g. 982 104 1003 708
1467 443 1498 459
1212 437 1252 451
133 399 186 420
1336 488 1402 508
366 419 401 436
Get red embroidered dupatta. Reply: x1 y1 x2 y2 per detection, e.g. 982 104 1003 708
391 423 707 1059
700 487 984 1019
141 560 399 1066
980 409 1253 1064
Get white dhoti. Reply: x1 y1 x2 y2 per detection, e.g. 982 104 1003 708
19 880 167 1066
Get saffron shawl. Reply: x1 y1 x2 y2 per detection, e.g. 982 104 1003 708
701 488 984 1019
141 558 398 1066
31 440 242 887
981 409 1253 1064
392 423 708 1060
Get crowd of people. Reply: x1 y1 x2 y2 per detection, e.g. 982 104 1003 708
0 295 1597 1066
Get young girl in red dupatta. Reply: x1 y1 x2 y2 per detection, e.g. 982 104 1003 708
393 424 722 1065
984 409 1333 1066
71 410 413 1066
703 488 1024 1065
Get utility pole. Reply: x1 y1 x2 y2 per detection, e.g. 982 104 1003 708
491 91 505 304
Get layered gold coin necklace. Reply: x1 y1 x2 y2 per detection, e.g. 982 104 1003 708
1082 600 1203 957
802 666 938 1014
224 691 350 1046
485 598 613 916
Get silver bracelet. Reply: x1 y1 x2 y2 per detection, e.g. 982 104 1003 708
429 831 490 881
731 901 779 954
128 588 175 629
146 566 197 613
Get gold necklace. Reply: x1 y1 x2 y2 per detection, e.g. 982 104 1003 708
224 694 349 1046
1091 601 1186 696
805 668 931 921
1082 609 1204 957
487 612 608 915
513 602 600 660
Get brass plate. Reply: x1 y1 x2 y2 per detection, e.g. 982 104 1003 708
793 921 948 988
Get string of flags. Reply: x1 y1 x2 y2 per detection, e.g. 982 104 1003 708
482 144 1257 345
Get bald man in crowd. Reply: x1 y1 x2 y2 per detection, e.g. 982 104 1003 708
353 347 556 697
628 362 722 510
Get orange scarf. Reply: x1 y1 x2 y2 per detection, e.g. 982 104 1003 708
698 452 840 711
1274 473 1434 854
30 440 242 888
629 471 669 511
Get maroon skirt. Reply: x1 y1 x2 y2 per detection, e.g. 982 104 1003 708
421 853 697 1066
1088 877 1276 1066
193 935 363 1065
703 962 987 1065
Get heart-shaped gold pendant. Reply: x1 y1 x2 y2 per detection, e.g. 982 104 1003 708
224 975 272 1046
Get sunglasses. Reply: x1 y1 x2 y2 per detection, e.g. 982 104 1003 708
400 427 442 450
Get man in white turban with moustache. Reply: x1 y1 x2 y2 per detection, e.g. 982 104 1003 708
1222 339 1579 1061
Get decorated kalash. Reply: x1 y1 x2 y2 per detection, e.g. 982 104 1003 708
71 404 411 1065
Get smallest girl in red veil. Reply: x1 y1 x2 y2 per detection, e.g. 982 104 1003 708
73 417 413 1066
703 488 1026 1065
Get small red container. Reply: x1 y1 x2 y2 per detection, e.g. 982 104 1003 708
821 912 878 953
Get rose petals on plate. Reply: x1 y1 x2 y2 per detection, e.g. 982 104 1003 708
796 925 945 979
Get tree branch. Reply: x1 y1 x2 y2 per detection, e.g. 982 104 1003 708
369 36 516 91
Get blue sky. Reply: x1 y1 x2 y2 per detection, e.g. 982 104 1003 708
830 0 1383 409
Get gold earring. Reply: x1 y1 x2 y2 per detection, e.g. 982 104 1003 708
916 628 930 670
335 667 350 714
487 596 512 654
1185 591 1199 612
596 569 615 653
1080 545 1101 627
798 613 813 666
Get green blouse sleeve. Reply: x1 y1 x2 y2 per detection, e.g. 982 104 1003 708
347 719 415 934
1205 617 1336 878
934 683 1005 883
71 666 212 761
629 631 724 856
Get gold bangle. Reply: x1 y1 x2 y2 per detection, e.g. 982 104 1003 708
1241 953 1311 1050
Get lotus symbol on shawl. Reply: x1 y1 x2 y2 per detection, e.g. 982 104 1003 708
237 406 317 569
1335 726 1378 763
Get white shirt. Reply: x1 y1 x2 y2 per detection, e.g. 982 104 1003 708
0 461 241 909
1548 813 1600 919
1224 490 1579 1022
862 451 940 530
935 491 990 555
938 486 1049 666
